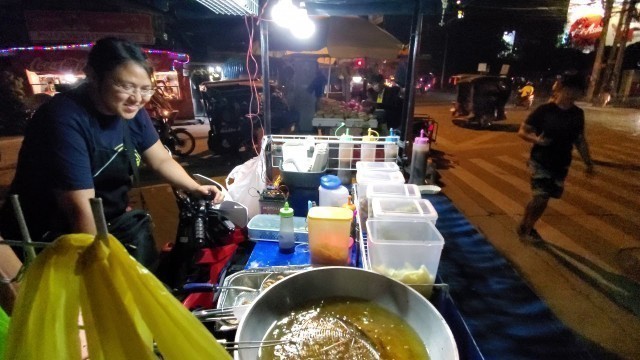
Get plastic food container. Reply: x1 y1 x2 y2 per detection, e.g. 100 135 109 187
362 183 421 222
366 219 444 296
307 207 353 265
355 170 405 199
318 175 349 207
355 161 400 173
247 214 308 243
371 197 438 224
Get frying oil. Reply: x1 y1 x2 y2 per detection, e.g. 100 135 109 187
259 297 430 360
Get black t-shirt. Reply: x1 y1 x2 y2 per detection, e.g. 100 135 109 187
525 102 584 176
0 83 158 240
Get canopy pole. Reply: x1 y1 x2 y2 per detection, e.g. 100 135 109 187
260 2 273 181
326 60 332 98
400 0 423 152
260 12 271 136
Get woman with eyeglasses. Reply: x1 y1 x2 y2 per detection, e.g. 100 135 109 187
0 37 224 268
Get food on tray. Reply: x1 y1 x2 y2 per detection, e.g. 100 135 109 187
374 264 434 284
261 274 286 290
373 264 435 296
259 297 429 360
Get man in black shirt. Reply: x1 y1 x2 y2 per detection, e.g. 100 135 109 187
516 71 594 243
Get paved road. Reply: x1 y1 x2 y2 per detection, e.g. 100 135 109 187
415 95 640 359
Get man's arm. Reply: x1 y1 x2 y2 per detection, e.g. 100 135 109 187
575 133 594 173
517 122 549 145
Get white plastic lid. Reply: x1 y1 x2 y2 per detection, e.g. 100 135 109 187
371 198 438 223
355 161 400 173
355 170 405 185
366 183 421 200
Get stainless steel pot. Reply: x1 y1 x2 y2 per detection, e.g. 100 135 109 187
235 266 458 359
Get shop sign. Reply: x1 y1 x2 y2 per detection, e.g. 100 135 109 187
24 10 155 45
564 0 640 52
14 50 88 74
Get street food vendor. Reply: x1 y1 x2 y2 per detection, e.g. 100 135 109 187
369 74 403 133
0 37 224 265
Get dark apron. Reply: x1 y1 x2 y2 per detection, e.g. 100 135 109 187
91 122 133 220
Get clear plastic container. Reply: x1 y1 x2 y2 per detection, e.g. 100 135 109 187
360 183 420 223
355 170 405 200
307 207 353 265
366 219 444 295
247 214 308 243
371 198 438 224
355 161 400 173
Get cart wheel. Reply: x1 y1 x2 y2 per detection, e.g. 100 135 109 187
172 129 196 156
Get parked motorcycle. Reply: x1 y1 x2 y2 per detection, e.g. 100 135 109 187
147 92 196 157
155 175 248 311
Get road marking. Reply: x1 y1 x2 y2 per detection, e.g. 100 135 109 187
489 156 640 232
444 164 615 270
599 143 640 161
520 152 639 188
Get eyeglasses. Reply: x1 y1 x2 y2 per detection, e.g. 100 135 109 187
111 81 156 98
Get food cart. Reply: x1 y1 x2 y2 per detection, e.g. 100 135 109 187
0 43 195 120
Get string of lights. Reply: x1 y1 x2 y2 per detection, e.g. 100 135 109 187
0 43 190 64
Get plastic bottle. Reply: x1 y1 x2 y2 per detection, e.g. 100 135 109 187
384 128 399 162
337 129 354 184
342 195 357 238
278 202 295 253
408 129 430 185
318 175 349 207
361 128 379 162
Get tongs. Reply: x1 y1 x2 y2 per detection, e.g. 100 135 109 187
217 339 295 350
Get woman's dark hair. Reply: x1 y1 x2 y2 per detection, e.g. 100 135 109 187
86 37 153 82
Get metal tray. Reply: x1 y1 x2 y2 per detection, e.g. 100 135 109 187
215 265 312 330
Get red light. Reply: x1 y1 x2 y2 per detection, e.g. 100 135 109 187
354 58 364 68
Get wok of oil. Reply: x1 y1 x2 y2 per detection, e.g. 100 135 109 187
258 297 430 360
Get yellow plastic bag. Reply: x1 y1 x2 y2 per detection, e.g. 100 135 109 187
6 234 231 360
0 305 8 360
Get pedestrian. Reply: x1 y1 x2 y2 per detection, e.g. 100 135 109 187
369 74 403 134
307 68 327 111
0 37 224 268
516 71 594 243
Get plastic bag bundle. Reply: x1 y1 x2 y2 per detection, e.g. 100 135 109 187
226 154 266 219
0 306 8 360
5 233 231 360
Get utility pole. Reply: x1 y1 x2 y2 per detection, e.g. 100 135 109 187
599 0 637 97
586 0 615 102
610 0 638 96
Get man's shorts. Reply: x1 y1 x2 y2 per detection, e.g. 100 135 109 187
529 160 566 199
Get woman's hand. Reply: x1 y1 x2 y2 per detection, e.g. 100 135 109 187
194 185 225 204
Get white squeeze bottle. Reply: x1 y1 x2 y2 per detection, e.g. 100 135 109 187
408 129 430 185
361 128 379 162
384 128 399 161
337 129 354 184
318 175 349 207
278 202 295 254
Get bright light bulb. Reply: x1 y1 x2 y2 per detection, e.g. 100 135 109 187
63 74 77 83
289 8 315 39
271 0 297 28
